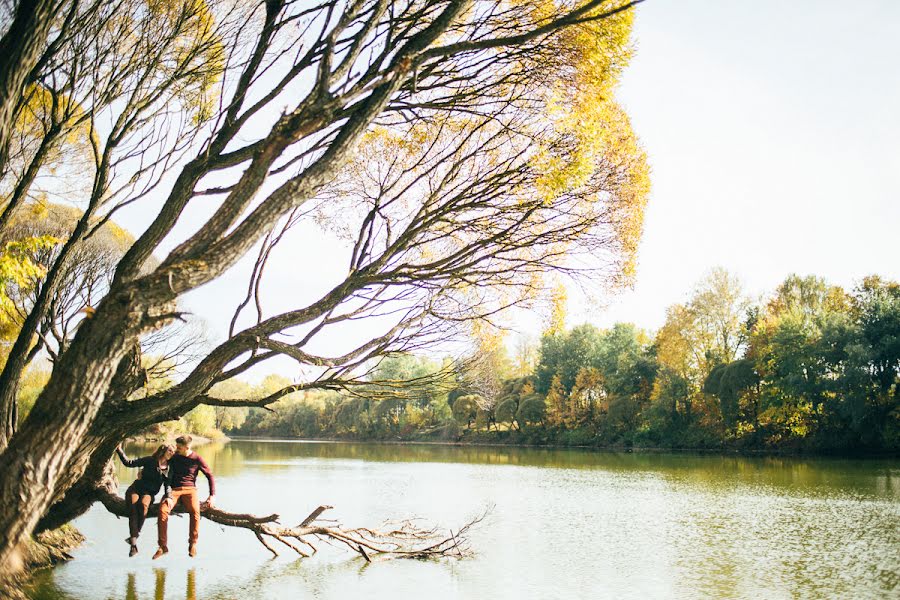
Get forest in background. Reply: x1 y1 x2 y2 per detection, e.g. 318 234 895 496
74 268 897 454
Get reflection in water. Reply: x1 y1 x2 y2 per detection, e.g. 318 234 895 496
155 569 166 600
124 573 136 600
113 568 194 600
184 569 195 600
25 440 900 600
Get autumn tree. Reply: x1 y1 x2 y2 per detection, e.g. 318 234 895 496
2 202 133 362
568 365 605 427
0 0 649 581
652 268 750 425
456 323 513 426
748 275 854 444
544 372 568 426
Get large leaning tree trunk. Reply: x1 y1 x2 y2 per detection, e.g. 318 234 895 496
0 0 649 587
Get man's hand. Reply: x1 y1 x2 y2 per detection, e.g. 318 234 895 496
163 496 174 510
203 495 216 509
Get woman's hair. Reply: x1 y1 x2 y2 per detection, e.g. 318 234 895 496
152 444 175 461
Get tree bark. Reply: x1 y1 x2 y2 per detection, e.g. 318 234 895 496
0 0 63 171
0 290 154 581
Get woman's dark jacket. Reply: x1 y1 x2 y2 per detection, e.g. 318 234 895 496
115 447 171 497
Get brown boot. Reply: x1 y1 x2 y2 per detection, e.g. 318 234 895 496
129 544 138 557
188 543 197 557
152 546 168 560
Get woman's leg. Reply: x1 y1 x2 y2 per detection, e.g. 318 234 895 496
125 486 141 541
135 494 152 537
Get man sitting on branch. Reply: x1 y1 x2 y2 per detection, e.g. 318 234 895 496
154 435 215 559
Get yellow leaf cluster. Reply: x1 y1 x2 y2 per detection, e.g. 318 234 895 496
0 237 58 340
147 0 226 124
545 281 567 335
532 2 650 286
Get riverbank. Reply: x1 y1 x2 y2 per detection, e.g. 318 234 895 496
226 433 900 459
6 526 85 599
124 432 228 446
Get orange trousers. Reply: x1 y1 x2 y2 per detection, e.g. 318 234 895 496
157 487 200 548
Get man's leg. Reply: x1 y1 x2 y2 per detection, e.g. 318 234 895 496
155 489 179 558
183 489 200 556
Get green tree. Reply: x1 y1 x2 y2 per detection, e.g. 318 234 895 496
593 323 656 438
749 275 852 446
704 359 759 427
536 324 604 394
495 397 520 431
493 376 536 431
516 395 547 429
451 395 480 430
646 367 692 443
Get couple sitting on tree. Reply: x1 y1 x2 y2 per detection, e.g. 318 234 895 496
115 435 216 559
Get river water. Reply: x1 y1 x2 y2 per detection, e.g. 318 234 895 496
24 440 900 599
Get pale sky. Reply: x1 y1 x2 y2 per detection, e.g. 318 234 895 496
117 0 900 377
571 0 900 330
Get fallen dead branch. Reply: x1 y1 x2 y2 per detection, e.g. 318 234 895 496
97 490 485 560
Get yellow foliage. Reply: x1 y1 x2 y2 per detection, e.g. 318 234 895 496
0 237 58 341
758 401 819 443
8 83 95 178
545 373 568 427
532 2 650 287
545 281 567 335
16 364 52 421
145 0 225 124
471 319 506 355
654 304 694 375
568 365 605 426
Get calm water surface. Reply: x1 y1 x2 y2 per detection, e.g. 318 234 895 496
26 440 900 599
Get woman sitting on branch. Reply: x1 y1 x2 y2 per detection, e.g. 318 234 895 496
115 443 174 557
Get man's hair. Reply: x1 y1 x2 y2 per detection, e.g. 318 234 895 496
175 435 193 446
